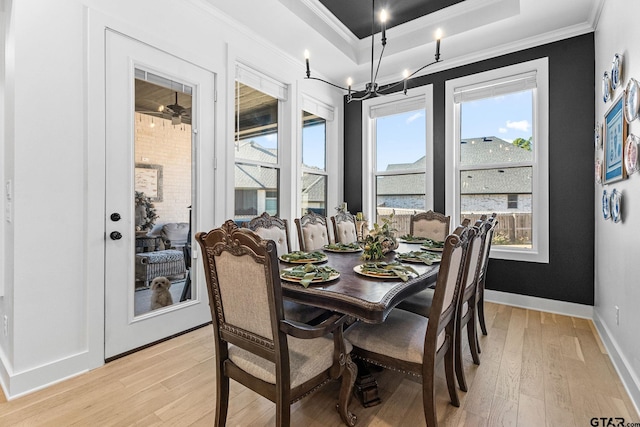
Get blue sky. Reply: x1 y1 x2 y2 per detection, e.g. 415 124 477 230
249 90 533 172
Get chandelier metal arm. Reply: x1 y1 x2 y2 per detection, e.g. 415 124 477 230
304 76 349 91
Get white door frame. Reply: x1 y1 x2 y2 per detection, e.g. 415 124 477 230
86 8 226 368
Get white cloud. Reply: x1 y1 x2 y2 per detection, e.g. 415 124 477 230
498 127 507 134
406 112 423 124
506 120 530 132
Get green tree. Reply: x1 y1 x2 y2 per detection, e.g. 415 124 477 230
512 136 532 151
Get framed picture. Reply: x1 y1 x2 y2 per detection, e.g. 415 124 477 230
135 163 163 202
604 94 628 183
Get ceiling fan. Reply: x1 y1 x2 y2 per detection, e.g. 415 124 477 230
162 92 189 125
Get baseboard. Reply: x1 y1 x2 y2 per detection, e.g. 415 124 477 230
1 351 90 400
484 289 594 318
485 290 640 416
0 345 10 399
593 312 640 418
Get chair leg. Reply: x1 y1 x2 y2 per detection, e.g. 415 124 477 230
336 355 358 426
478 292 488 336
215 374 229 427
423 363 440 427
276 398 290 427
467 313 481 365
454 319 468 392
444 344 460 407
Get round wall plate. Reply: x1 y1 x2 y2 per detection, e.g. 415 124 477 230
625 134 638 175
610 189 622 223
602 189 610 220
612 53 623 90
602 71 612 103
624 78 640 122
595 158 603 184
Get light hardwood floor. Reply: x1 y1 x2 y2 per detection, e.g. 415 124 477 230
0 302 638 426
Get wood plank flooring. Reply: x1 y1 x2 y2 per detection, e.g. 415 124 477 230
0 302 638 426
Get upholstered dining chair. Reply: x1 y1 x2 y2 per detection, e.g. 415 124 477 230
246 212 291 257
295 211 331 251
452 219 487 392
196 221 357 427
331 210 358 244
344 225 474 427
477 213 498 337
410 210 451 241
246 212 328 325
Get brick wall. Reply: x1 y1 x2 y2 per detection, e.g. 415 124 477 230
134 113 192 224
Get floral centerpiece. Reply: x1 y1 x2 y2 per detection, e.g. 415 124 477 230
361 213 399 261
134 191 158 232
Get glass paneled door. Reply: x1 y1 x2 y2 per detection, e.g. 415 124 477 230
104 31 213 359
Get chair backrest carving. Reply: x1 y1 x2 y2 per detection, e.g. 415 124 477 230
196 220 285 359
295 211 330 251
331 211 358 244
410 210 450 241
246 212 291 256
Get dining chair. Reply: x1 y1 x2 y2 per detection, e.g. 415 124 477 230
452 219 486 392
477 213 498 336
331 210 358 244
196 220 357 427
246 212 292 257
344 225 474 427
246 212 328 324
295 211 331 251
410 210 451 241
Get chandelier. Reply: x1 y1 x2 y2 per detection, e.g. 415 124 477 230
304 0 442 103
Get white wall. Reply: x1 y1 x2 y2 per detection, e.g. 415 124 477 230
594 0 640 410
0 0 343 398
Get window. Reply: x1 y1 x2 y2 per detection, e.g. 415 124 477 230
301 110 327 216
362 87 434 236
234 65 287 223
446 58 549 263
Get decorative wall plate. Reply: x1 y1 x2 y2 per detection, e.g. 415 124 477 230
602 189 610 220
624 78 640 122
595 122 603 149
602 71 612 103
612 53 623 90
610 189 621 223
595 158 603 184
625 134 638 175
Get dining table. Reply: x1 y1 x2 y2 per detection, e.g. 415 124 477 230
279 242 440 406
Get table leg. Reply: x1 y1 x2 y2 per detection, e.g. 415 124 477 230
353 359 382 407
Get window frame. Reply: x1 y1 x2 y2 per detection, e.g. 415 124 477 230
445 58 549 263
233 64 287 221
362 86 434 223
299 95 333 217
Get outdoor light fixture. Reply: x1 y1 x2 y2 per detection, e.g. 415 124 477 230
304 0 443 102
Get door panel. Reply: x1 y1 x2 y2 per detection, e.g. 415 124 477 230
105 31 213 359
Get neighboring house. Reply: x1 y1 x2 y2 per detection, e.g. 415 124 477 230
377 136 532 214
301 168 327 215
234 140 278 219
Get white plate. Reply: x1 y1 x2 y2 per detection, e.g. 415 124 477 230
612 53 623 90
624 78 639 122
625 134 638 175
420 245 444 252
610 189 622 223
595 159 603 184
602 189 610 220
603 71 612 103
399 237 430 244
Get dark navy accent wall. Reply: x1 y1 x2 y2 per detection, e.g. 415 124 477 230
344 33 595 305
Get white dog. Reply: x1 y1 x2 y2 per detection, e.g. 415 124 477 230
150 276 173 310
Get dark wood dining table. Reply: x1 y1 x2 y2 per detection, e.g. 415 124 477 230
280 242 439 324
280 242 440 407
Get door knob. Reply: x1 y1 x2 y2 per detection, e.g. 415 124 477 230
110 231 123 240
110 213 121 221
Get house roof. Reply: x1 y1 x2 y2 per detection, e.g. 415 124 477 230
377 136 532 195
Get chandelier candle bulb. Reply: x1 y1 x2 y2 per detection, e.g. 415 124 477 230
304 50 310 78
380 9 387 45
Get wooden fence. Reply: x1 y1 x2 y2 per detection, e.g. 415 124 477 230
375 208 532 245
